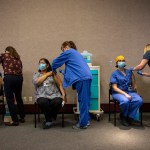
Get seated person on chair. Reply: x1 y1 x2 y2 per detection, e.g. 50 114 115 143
110 55 143 126
33 58 66 129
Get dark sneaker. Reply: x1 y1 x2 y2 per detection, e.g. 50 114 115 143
72 123 87 129
42 121 53 129
121 117 130 126
87 121 90 126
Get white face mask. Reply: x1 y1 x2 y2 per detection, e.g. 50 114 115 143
118 62 126 68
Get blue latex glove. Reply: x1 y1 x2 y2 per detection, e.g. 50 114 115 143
52 69 57 74
137 71 143 76
59 69 65 75
129 67 134 71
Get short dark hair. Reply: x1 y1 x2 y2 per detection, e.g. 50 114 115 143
68 41 77 50
61 41 77 51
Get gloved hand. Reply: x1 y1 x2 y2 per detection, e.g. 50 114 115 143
52 69 57 74
59 69 65 75
129 67 134 71
137 71 143 76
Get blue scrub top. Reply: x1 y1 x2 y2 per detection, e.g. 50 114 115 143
143 50 150 67
143 50 150 60
110 69 132 93
52 48 92 88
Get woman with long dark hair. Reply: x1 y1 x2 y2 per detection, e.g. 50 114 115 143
33 58 66 129
0 46 25 126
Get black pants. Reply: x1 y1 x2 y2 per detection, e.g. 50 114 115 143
37 97 62 122
4 75 25 122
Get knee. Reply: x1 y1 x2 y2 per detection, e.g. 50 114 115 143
138 98 143 106
121 99 130 106
37 98 47 106
55 98 62 106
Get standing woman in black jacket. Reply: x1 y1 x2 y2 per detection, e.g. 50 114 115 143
0 46 25 126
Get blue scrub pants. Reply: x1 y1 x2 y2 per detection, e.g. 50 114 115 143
112 92 143 119
74 79 91 127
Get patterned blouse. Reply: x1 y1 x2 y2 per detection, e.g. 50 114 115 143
0 53 22 75
33 72 61 101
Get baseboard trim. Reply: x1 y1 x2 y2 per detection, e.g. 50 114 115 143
0 103 150 114
24 103 150 113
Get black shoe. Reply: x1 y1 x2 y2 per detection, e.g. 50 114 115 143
72 123 87 129
19 118 25 123
42 121 53 129
119 112 124 120
121 117 130 126
127 117 133 125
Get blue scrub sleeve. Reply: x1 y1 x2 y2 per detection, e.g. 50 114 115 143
110 73 118 85
52 52 69 70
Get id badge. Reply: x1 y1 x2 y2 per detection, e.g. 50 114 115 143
43 81 49 87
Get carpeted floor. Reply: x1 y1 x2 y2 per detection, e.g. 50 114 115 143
0 113 150 150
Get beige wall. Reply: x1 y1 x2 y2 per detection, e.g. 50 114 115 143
0 0 150 104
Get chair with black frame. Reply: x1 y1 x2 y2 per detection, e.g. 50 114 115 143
34 101 65 128
108 84 143 126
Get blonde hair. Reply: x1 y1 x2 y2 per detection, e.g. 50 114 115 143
144 44 150 54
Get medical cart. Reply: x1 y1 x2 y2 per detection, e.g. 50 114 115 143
73 66 103 121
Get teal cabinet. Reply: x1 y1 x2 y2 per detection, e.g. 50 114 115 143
74 66 103 120
89 66 100 112
90 99 98 110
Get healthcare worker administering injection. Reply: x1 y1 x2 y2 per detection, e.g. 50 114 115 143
110 55 143 126
132 44 150 77
52 41 92 129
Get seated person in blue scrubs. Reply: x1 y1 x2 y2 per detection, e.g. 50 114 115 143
33 58 66 129
52 41 92 129
132 44 150 77
110 55 143 126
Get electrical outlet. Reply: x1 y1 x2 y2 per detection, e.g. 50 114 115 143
23 97 27 102
29 97 32 102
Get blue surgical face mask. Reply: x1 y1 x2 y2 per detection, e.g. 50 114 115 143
118 62 126 68
39 64 46 71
